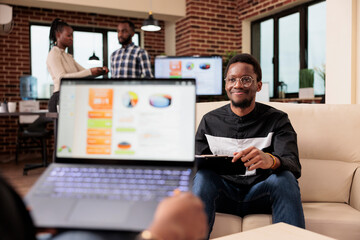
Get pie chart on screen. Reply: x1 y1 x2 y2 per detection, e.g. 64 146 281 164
118 141 131 149
186 62 194 70
122 91 138 108
149 94 172 108
199 63 211 69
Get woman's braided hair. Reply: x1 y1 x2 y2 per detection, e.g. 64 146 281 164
49 18 70 50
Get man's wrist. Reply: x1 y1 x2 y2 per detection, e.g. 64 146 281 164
266 153 277 169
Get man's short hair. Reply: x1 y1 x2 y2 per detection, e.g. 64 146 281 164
224 53 262 82
118 20 135 32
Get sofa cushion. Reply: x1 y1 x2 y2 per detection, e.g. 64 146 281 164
210 213 242 239
211 203 360 240
303 202 360 240
196 101 229 130
265 103 360 165
241 214 272 231
299 159 358 202
350 167 360 210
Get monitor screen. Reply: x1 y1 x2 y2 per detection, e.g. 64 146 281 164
154 56 223 95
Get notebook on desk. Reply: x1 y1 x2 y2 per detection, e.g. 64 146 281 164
25 78 196 232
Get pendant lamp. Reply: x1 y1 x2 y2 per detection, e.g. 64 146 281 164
88 13 101 64
89 51 100 61
141 10 161 32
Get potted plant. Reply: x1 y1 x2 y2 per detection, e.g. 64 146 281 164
299 68 314 99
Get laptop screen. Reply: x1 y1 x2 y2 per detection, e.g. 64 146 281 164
56 78 196 162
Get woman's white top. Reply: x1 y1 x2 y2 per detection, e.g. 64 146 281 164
46 46 91 92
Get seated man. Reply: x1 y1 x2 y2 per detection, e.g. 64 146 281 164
193 53 305 238
0 175 207 240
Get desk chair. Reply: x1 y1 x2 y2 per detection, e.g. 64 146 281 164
15 116 52 175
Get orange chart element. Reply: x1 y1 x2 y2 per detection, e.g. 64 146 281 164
89 88 113 110
87 128 112 137
169 60 182 77
87 137 111 145
87 146 111 155
88 111 113 119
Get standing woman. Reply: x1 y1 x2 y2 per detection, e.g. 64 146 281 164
47 18 109 112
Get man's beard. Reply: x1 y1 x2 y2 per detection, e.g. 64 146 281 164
231 96 253 109
119 35 132 45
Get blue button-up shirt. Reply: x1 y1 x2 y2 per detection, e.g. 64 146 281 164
110 42 153 78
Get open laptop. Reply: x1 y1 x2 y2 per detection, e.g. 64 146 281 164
25 78 196 232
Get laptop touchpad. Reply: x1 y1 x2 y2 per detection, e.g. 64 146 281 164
68 200 132 224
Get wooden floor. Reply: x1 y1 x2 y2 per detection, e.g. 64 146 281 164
0 154 46 197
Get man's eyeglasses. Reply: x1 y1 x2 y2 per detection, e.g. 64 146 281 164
224 76 254 88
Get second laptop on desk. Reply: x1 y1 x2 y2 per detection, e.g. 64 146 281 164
25 78 196 232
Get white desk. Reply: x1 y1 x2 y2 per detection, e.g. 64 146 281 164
213 223 335 240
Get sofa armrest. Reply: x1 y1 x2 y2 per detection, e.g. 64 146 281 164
350 167 360 211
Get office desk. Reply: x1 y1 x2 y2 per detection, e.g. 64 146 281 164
0 110 56 118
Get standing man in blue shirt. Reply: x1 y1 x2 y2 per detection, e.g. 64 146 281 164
110 20 153 78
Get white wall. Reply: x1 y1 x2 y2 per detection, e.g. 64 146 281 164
326 0 357 104
165 21 176 55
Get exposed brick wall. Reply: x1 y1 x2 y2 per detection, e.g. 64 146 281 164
237 0 300 21
176 0 241 56
0 6 164 159
176 0 301 56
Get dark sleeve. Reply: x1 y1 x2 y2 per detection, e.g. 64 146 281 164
271 114 302 179
0 176 36 240
195 116 212 155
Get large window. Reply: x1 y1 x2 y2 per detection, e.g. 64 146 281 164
308 2 326 95
252 0 326 98
30 23 140 99
279 13 300 94
260 19 274 97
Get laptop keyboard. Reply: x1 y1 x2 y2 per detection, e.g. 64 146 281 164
34 166 191 202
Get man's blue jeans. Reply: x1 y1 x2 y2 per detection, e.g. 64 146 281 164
192 169 305 237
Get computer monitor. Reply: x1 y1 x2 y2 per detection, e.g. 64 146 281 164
154 56 223 96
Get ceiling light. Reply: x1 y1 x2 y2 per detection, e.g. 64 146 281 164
89 52 99 61
141 11 161 32
88 13 101 65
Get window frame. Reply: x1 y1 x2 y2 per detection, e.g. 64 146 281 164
251 0 325 99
